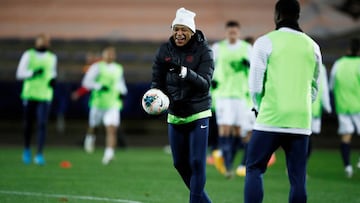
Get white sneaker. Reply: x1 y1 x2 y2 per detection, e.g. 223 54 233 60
102 148 114 165
345 165 353 178
84 135 96 153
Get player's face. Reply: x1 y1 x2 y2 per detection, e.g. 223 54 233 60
35 34 50 49
102 48 116 63
225 26 240 43
172 25 194 47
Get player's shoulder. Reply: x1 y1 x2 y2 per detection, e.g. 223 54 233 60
253 34 271 48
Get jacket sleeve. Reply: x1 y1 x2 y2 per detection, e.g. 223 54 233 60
184 46 214 92
151 46 167 91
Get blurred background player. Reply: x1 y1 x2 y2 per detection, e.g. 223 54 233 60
308 64 331 161
71 51 101 101
330 38 360 178
245 0 322 202
16 33 57 165
82 46 127 165
211 20 252 178
151 8 214 203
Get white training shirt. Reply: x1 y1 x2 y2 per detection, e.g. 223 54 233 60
249 27 322 135
16 50 57 80
211 39 252 62
82 61 127 95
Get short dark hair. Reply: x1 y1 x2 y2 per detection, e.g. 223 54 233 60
226 20 240 28
275 0 300 20
350 38 359 55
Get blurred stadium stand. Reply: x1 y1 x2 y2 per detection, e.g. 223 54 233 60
0 0 359 147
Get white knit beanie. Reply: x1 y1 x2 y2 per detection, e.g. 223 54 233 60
171 7 196 33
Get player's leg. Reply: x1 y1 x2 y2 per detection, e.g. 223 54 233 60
214 98 232 175
217 124 232 175
236 131 251 177
206 110 218 165
84 107 101 153
230 126 241 165
338 114 354 177
168 123 191 187
34 101 50 165
244 130 280 203
236 103 255 176
22 100 36 164
188 118 211 203
352 114 360 169
282 134 309 203
102 108 120 165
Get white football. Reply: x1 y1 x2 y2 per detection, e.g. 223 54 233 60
142 89 169 115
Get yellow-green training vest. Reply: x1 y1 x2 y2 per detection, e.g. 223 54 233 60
21 49 56 101
90 61 124 109
333 56 360 114
312 65 326 118
213 40 251 98
256 31 317 129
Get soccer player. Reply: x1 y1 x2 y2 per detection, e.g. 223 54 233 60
151 7 214 203
71 52 101 101
329 38 360 178
211 20 252 177
309 64 331 160
245 1 321 202
16 33 57 165
82 46 127 165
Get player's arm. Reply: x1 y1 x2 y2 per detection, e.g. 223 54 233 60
311 42 321 103
48 55 58 88
117 73 128 99
210 43 220 89
16 51 33 80
329 61 338 91
150 45 167 92
321 65 332 114
82 64 102 90
249 35 271 110
182 47 214 92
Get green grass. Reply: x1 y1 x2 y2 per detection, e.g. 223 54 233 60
0 147 359 203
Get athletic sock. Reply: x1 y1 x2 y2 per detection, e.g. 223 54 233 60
37 127 46 154
219 136 232 171
231 136 241 163
340 142 351 167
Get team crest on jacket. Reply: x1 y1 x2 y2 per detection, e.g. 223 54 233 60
165 57 171 62
186 55 194 63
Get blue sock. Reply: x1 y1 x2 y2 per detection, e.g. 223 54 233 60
231 136 241 163
219 136 232 171
340 143 351 166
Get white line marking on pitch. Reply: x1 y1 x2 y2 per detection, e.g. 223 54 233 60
0 190 144 203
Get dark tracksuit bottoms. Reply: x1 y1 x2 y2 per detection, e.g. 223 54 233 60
168 118 212 203
23 100 50 154
245 130 309 203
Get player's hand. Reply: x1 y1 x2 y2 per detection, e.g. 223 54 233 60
241 59 250 68
100 85 109 91
167 61 182 74
119 94 126 100
211 80 218 89
32 69 44 77
48 78 56 88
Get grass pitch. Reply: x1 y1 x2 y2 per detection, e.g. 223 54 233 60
0 147 359 203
